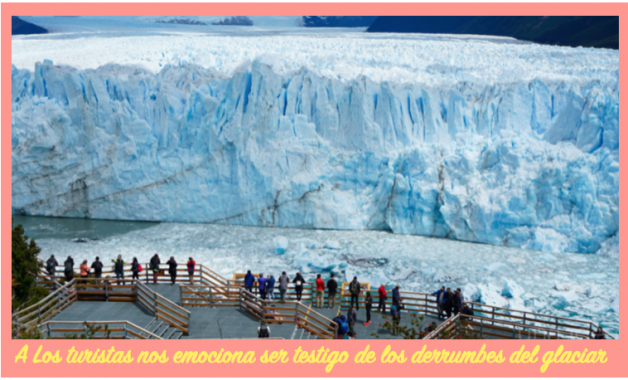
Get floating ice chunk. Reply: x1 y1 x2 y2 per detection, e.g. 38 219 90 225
501 278 524 299
324 240 341 250
550 290 579 308
463 284 481 303
477 284 509 308
273 236 289 255
485 263 506 271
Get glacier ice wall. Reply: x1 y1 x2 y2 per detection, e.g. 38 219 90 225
11 58 619 254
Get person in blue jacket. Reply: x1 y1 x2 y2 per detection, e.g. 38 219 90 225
267 274 276 300
258 273 267 300
244 270 256 294
432 286 448 319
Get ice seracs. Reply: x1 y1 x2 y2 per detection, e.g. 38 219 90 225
11 34 618 256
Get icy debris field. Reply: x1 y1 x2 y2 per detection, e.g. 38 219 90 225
34 222 619 336
12 31 618 256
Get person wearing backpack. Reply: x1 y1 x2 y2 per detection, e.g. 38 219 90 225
279 272 290 303
258 273 267 300
364 292 373 326
112 255 126 286
64 256 74 282
46 255 58 276
257 320 271 338
378 283 387 313
293 272 305 301
334 314 349 338
131 257 140 281
349 277 361 310
315 274 325 308
327 274 338 309
91 257 104 280
150 254 161 284
167 256 177 285
391 303 401 326
187 257 195 285
267 274 276 301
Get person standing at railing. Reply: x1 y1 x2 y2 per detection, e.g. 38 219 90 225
452 290 462 316
91 257 103 280
349 277 361 311
315 274 325 308
131 257 140 281
79 260 90 290
364 292 373 326
167 256 178 285
594 326 606 339
293 272 305 301
267 274 276 300
327 274 338 309
187 257 195 285
432 286 447 320
63 256 74 282
445 288 454 318
392 285 402 307
244 270 256 294
278 271 289 303
457 288 465 304
377 283 387 313
258 274 267 300
46 255 58 276
460 302 473 322
112 255 126 286
150 254 161 284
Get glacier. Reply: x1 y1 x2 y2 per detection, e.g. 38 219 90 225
11 32 619 255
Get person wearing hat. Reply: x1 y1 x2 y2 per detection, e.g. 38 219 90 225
150 254 161 284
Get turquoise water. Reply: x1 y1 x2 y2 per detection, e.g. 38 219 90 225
12 215 159 241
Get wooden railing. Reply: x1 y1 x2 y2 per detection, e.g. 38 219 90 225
37 320 164 339
423 314 461 339
136 282 190 336
12 279 77 331
465 303 615 339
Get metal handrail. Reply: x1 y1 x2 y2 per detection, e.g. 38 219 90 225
38 320 164 339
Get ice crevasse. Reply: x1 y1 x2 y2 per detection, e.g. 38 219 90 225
11 59 619 255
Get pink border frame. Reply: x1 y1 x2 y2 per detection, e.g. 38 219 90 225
2 3 624 377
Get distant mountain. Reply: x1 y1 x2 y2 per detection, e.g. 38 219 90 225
367 16 618 49
302 16 378 28
212 16 253 26
156 18 207 26
12 16 48 35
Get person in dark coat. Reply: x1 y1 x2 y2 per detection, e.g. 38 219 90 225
432 286 447 319
392 285 402 307
267 274 276 301
460 303 474 322
445 288 454 318
91 257 104 279
150 254 161 284
131 257 140 281
278 272 290 303
327 274 338 309
595 327 606 339
293 272 305 301
167 256 177 285
244 270 255 293
452 290 462 316
348 306 358 337
64 256 75 282
349 277 361 310
46 255 58 276
364 292 373 326
112 255 125 285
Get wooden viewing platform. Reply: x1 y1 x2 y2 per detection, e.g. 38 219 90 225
11 259 614 340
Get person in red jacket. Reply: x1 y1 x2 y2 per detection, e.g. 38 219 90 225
315 274 325 308
187 257 196 285
378 283 387 313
